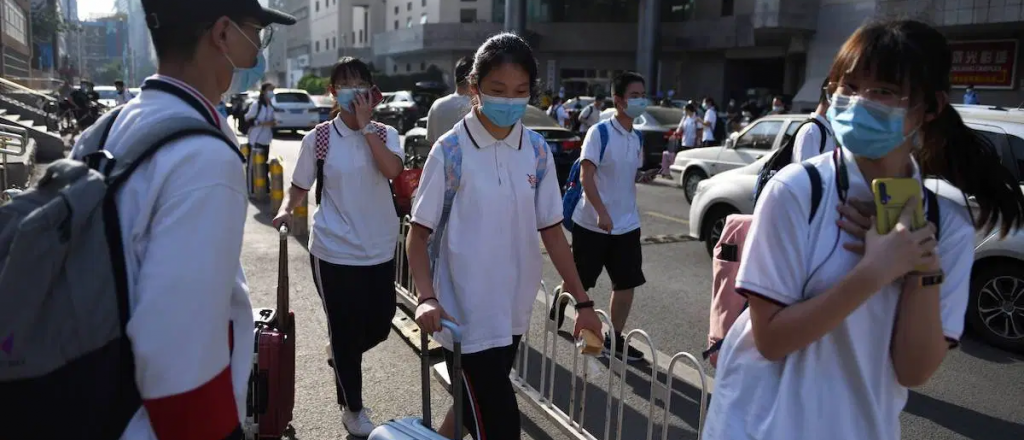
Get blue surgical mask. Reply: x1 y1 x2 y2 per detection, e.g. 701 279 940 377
479 94 528 127
226 51 267 95
333 88 366 112
826 94 919 159
624 97 648 118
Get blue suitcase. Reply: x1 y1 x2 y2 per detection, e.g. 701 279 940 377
368 320 463 440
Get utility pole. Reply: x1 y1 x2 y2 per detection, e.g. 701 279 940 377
503 0 526 35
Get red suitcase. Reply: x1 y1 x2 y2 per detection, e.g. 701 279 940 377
245 225 296 439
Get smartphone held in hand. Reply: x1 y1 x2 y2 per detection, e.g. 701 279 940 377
871 178 926 235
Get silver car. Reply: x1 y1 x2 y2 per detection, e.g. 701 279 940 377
687 109 1024 352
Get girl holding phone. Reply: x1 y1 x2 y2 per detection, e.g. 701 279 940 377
407 33 603 440
272 57 403 437
245 82 277 150
703 19 1024 440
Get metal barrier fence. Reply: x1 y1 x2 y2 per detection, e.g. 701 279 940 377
0 123 30 201
0 77 59 131
392 217 708 440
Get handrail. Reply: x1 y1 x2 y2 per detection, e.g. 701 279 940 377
0 77 57 103
0 124 29 157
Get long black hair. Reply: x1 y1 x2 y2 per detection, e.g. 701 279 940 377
257 82 275 112
329 56 374 119
827 19 1024 236
468 32 538 104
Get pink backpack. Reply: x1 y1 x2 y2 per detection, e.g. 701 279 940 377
704 214 752 367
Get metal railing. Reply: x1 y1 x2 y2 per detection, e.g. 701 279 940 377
392 217 709 440
0 76 60 131
0 123 30 200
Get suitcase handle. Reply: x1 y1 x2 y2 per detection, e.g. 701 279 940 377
277 224 290 332
421 320 461 439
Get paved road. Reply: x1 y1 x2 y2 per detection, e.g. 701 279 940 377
246 130 1023 440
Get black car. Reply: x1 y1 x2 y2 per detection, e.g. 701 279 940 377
599 105 685 170
374 83 447 134
522 105 582 189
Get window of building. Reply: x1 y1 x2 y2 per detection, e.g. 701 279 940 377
394 5 399 14
359 29 365 43
422 0 426 5
407 2 412 11
2 0 26 46
661 0 694 22
406 17 412 27
394 20 399 29
332 36 337 48
460 8 476 23
420 13 428 24
722 0 734 17
315 1 319 12
406 63 411 72
315 41 320 52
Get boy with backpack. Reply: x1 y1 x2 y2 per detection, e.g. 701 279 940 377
0 1 295 439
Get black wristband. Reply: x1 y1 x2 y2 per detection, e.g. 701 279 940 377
574 300 595 311
418 297 438 306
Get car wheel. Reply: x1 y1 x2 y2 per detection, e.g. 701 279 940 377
683 169 707 204
702 205 739 258
967 260 1024 352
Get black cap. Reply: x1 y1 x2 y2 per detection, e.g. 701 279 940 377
142 0 297 29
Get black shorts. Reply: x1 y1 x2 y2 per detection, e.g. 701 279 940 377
571 225 646 291
443 335 522 440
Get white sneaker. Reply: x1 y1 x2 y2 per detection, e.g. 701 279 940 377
342 408 376 437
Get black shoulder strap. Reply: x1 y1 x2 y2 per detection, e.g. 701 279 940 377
806 118 830 154
802 163 823 224
925 187 941 239
141 79 218 127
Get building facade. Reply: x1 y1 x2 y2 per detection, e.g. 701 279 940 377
120 0 154 85
1 0 31 81
79 14 127 83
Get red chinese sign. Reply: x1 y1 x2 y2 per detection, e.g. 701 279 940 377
949 40 1018 89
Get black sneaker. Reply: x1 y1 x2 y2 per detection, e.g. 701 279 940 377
548 285 569 329
602 333 645 362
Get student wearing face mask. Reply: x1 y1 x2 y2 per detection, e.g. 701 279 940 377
65 0 295 438
245 82 277 153
407 33 603 440
702 19 1024 440
550 72 652 362
272 57 402 437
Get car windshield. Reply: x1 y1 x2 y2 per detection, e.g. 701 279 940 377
523 106 561 128
275 92 312 104
644 107 685 126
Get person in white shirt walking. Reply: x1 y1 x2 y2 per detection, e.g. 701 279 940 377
662 103 700 177
273 57 403 437
700 96 718 147
702 19 1024 440
113 79 134 105
426 56 474 145
408 33 602 440
68 0 294 438
245 82 276 151
548 96 569 128
553 71 651 362
791 77 837 163
577 94 604 134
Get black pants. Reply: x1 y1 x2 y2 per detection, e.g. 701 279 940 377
311 256 396 412
443 336 523 440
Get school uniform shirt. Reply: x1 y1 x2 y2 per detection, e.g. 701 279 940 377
571 118 643 235
245 101 275 146
677 115 699 147
115 89 134 106
578 103 602 133
411 110 562 354
426 92 473 144
553 104 569 128
702 108 718 143
702 148 974 440
791 113 837 163
70 74 253 440
291 118 403 266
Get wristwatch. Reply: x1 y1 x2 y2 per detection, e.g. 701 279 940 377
574 300 595 311
911 270 945 287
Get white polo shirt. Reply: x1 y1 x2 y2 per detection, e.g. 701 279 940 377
702 108 717 142
702 149 974 440
245 101 275 146
571 118 643 235
791 113 837 163
292 118 403 266
70 75 254 440
411 110 562 354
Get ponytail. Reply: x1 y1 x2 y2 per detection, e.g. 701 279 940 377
917 103 1024 237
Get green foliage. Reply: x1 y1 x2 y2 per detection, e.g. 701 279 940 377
297 74 328 95
30 3 79 42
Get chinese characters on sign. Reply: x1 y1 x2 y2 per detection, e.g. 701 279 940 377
949 40 1019 89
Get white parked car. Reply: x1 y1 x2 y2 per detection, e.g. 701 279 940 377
670 114 809 203
269 89 320 133
688 109 1024 352
92 86 119 108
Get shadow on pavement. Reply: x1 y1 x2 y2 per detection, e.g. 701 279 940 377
518 335 705 440
905 391 1024 439
958 335 1024 364
274 131 306 141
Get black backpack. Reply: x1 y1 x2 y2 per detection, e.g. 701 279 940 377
712 110 727 142
753 118 830 205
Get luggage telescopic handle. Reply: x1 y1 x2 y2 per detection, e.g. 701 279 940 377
420 319 462 440
277 224 290 332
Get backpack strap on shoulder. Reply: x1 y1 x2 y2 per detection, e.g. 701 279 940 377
806 117 830 154
597 121 610 162
529 130 548 187
313 122 331 205
925 187 941 239
802 163 823 224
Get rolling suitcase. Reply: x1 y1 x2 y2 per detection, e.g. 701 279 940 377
245 225 296 439
368 320 463 440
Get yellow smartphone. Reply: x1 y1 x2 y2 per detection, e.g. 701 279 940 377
872 178 926 235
